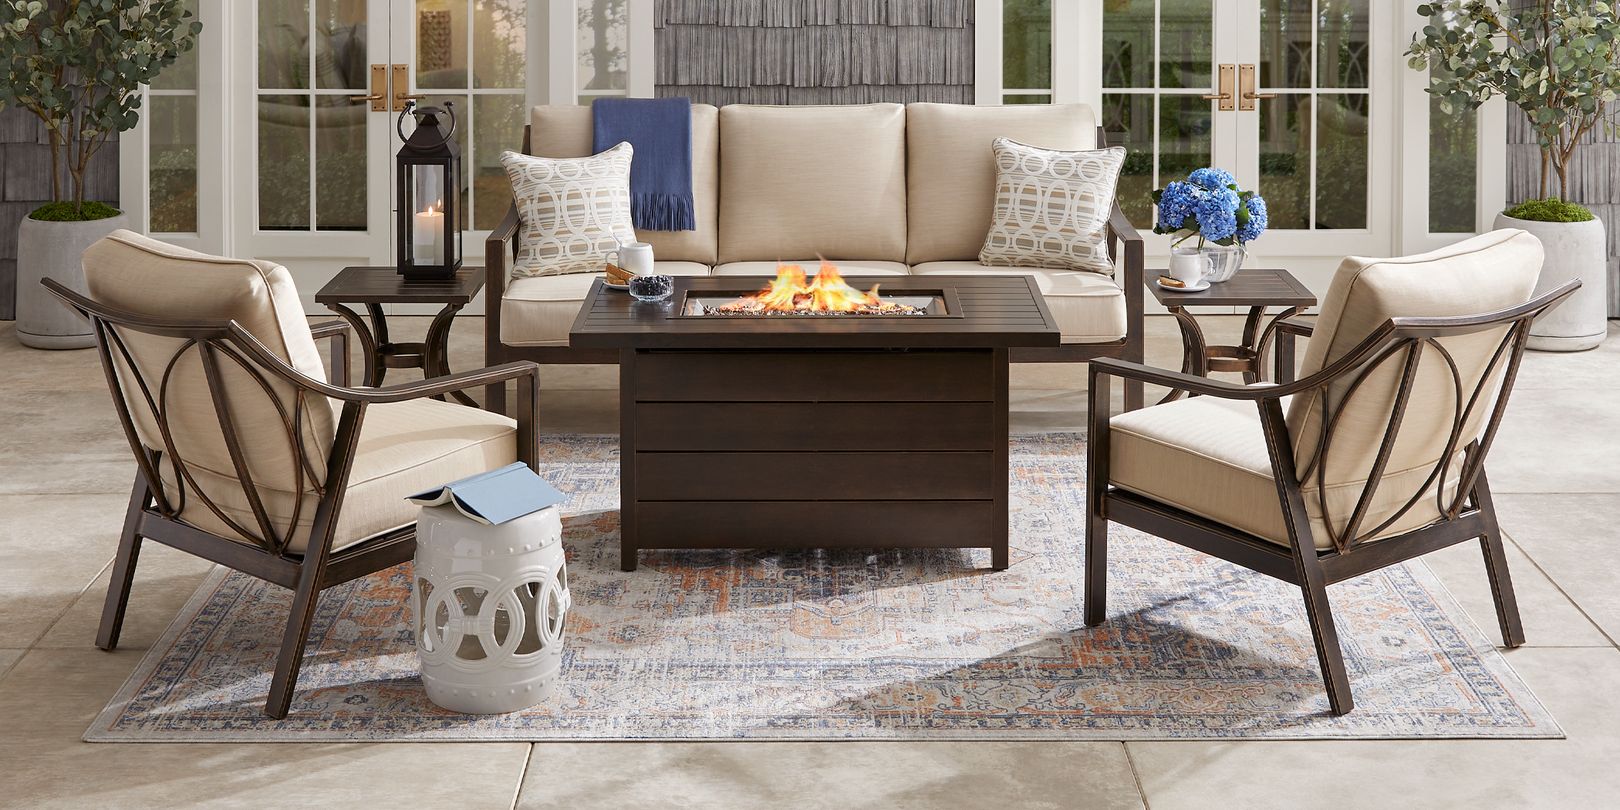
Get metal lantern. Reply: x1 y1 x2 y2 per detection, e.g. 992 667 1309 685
396 101 463 280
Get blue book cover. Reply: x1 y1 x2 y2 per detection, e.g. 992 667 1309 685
406 462 566 525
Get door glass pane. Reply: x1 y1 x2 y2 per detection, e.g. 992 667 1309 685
1315 93 1367 229
314 0 367 90
149 95 197 233
1004 0 1051 90
577 0 627 99
1159 0 1211 90
1159 94 1212 194
153 0 199 90
258 95 311 230
1102 0 1152 88
259 0 310 89
1259 94 1309 230
315 97 367 230
1429 95 1478 233
473 94 525 229
1103 93 1154 226
1259 0 1310 89
1003 94 1053 104
474 0 527 89
416 0 467 89
1317 0 1369 89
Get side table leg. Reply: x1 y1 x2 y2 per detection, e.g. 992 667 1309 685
424 303 475 406
365 304 390 386
1255 306 1303 384
324 303 380 387
1161 306 1207 404
1239 306 1266 384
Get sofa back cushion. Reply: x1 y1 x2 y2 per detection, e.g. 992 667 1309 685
1285 229 1543 546
718 103 908 264
527 103 719 265
906 103 1098 265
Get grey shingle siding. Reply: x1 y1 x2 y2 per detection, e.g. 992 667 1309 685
1506 107 1620 316
0 107 119 321
654 0 974 109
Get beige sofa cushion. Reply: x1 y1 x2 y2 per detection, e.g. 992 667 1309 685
718 103 908 264
528 104 720 265
906 103 1099 265
910 262 1125 343
501 145 636 278
502 261 710 346
81 230 337 498
712 260 910 277
164 398 517 553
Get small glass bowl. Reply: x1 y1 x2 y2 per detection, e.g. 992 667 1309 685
628 274 674 302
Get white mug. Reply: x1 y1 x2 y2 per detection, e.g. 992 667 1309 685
609 240 655 277
1167 248 1207 287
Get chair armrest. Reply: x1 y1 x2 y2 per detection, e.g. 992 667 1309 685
485 205 520 295
1277 315 1316 338
362 361 539 403
308 320 351 386
1089 356 1280 401
1108 202 1144 321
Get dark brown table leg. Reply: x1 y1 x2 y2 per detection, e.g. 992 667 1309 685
619 349 638 572
1161 305 1207 404
992 347 1010 570
365 304 390 386
324 303 380 386
1254 306 1303 383
423 302 475 405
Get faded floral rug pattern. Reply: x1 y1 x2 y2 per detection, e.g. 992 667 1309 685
87 435 1560 741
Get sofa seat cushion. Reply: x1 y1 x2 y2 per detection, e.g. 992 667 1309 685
1108 396 1457 551
162 398 517 553
910 262 1125 343
712 260 910 277
501 261 710 346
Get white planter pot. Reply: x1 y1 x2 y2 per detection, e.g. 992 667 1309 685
1494 213 1607 352
15 212 130 349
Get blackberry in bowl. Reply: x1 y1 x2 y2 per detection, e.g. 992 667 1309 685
628 273 674 302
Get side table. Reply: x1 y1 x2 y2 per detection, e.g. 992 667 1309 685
1148 267 1316 403
314 266 484 406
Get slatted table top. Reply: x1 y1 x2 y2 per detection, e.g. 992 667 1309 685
1151 267 1316 308
314 266 485 306
569 276 1063 350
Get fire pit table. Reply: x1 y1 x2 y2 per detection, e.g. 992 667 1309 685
570 271 1061 572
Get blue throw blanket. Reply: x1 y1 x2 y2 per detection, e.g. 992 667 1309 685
591 97 695 232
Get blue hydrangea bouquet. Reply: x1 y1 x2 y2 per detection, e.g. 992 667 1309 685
1151 167 1268 247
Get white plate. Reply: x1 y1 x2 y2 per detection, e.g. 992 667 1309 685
1157 278 1210 293
603 280 631 291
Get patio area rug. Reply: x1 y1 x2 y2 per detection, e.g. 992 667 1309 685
86 434 1561 742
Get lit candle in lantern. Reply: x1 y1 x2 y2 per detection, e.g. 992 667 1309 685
413 202 444 264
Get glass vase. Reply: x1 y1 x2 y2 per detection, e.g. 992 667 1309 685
1200 244 1246 283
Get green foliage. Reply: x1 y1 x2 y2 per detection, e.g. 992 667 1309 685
1405 1 1620 202
1503 197 1597 222
29 200 120 221
0 0 201 211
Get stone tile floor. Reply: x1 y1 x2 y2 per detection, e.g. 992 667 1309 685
2 315 1618 809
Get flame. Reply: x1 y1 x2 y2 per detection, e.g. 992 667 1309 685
714 260 919 315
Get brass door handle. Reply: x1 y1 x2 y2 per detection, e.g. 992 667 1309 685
354 64 388 111
350 93 385 101
1203 64 1236 111
390 65 430 111
1238 64 1277 110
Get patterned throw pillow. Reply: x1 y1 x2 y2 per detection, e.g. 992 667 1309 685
979 139 1126 274
500 144 636 278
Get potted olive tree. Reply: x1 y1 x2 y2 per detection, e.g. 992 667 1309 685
0 0 199 349
1408 0 1620 351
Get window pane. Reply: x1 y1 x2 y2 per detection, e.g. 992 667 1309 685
1004 0 1051 89
258 95 310 230
1317 0 1369 89
1102 0 1152 88
1259 94 1309 229
259 0 310 89
417 0 468 89
474 94 525 229
152 0 199 90
1258 0 1310 89
1159 94 1212 197
1002 94 1052 104
475 0 527 89
314 0 367 89
1429 95 1478 233
577 0 627 96
149 95 197 233
1315 93 1367 229
1159 0 1212 90
1103 93 1154 227
315 96 367 230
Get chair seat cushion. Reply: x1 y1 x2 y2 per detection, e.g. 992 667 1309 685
164 398 517 553
1108 396 1456 550
910 261 1125 343
501 261 710 346
711 260 910 277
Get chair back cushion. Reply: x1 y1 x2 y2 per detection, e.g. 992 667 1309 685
528 103 720 265
906 103 1098 265
1286 229 1543 545
717 103 908 263
81 231 336 541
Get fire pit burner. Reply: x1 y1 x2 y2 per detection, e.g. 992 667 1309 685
675 261 956 318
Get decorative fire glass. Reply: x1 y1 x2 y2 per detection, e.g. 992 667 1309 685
396 101 463 280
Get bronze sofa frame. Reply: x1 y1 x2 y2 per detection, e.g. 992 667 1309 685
1085 280 1578 715
481 125 1146 414
45 279 543 719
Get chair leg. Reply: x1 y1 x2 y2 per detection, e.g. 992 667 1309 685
1299 577 1354 715
264 561 325 719
1083 509 1108 627
1474 471 1525 648
96 472 152 651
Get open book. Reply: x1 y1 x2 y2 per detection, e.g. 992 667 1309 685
406 462 566 526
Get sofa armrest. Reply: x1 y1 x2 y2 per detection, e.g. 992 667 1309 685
1108 200 1146 410
484 204 521 411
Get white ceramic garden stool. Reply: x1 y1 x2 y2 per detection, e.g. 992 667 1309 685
412 502 571 714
